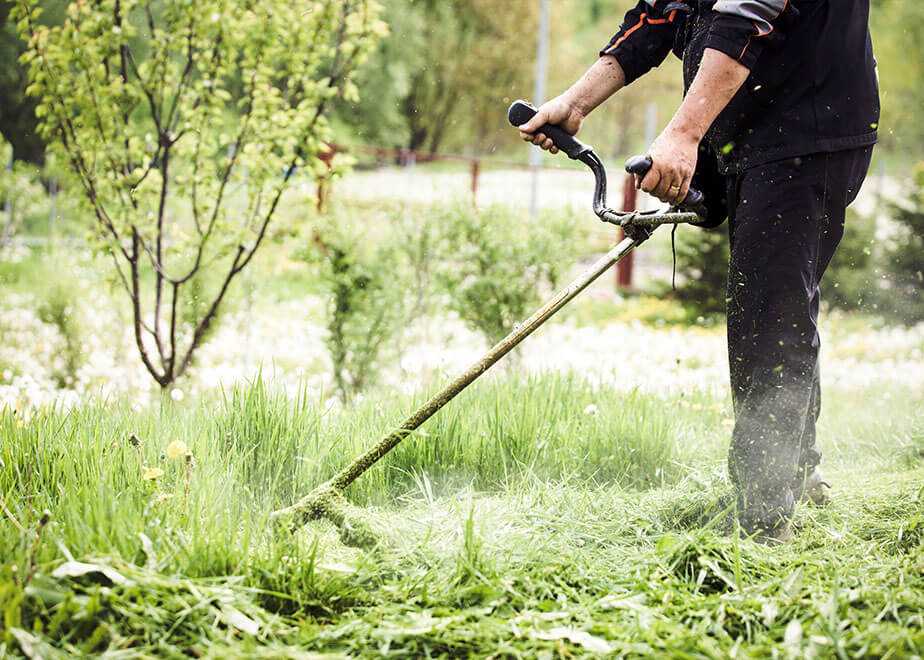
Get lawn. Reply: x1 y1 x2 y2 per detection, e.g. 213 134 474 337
2 371 922 657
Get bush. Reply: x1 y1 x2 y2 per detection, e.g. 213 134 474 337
304 215 403 403
880 164 924 323
392 204 444 319
825 209 878 312
671 226 729 317
0 136 48 253
36 283 83 388
435 204 577 345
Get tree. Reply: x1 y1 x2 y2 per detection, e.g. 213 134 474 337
0 134 48 250
1 2 51 163
870 0 924 156
336 0 537 154
824 209 878 312
672 226 730 317
330 0 422 148
14 0 385 388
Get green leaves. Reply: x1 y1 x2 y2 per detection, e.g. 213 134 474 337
435 204 578 346
306 211 404 402
0 135 51 251
14 0 385 387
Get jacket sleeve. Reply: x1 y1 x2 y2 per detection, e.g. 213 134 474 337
706 0 798 69
600 1 681 85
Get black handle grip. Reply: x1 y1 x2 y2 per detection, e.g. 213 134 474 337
625 155 707 214
508 100 592 160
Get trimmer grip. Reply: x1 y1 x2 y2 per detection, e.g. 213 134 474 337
625 155 706 213
625 155 656 178
508 100 592 160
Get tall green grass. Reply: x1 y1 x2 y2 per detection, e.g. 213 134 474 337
1 373 721 558
1 375 922 656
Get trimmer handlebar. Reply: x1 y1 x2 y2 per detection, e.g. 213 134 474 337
508 99 708 232
507 100 592 161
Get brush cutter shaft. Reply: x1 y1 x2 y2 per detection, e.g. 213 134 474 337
327 236 638 492
601 209 704 228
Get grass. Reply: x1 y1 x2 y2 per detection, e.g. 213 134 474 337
1 374 923 657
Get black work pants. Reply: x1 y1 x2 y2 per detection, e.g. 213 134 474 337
724 147 873 531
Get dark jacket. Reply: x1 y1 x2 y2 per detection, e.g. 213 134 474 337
601 0 880 174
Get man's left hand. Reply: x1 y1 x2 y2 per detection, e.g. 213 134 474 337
636 128 700 206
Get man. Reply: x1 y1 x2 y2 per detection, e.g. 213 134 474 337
518 0 880 542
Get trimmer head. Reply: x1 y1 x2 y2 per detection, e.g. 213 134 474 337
271 483 379 548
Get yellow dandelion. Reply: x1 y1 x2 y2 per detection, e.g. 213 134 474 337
166 440 190 460
141 466 165 481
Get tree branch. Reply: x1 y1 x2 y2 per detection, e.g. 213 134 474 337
175 245 246 378
130 229 167 386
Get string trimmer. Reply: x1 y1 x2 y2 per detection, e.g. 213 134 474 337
272 101 709 547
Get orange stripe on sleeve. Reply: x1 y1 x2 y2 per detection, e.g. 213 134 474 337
604 13 648 53
603 10 677 54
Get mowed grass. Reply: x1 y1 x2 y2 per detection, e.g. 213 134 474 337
1 374 923 657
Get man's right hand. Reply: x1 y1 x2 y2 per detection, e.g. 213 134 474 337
517 95 585 155
515 56 626 153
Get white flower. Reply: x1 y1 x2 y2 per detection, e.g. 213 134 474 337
170 388 184 402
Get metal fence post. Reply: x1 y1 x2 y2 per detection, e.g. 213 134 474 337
616 174 637 289
470 158 480 207
528 0 551 219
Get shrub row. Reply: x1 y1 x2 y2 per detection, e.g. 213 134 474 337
304 203 582 401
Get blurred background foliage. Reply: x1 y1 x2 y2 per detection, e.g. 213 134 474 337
0 0 922 344
3 0 924 161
